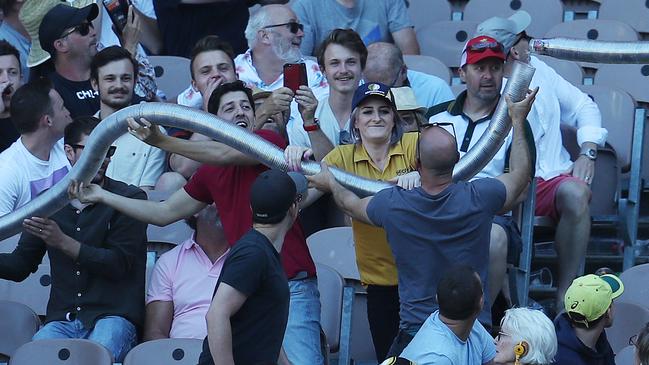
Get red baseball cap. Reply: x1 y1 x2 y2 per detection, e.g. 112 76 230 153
460 36 506 67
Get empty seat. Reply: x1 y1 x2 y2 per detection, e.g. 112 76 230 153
599 0 649 34
535 55 583 86
0 301 41 360
10 339 113 365
0 234 20 254
605 302 649 353
0 263 51 316
618 263 649 309
463 0 563 37
403 54 451 84
417 21 479 68
149 56 191 99
316 263 344 354
577 85 636 171
123 338 203 365
545 19 639 41
407 0 452 31
306 227 360 281
615 345 637 365
147 221 193 246
594 64 649 104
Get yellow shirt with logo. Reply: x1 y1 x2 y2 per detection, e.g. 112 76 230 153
323 132 419 286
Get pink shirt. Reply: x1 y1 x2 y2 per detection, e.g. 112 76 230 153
147 236 229 339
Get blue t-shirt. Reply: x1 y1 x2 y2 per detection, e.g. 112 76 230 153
366 178 506 331
401 310 496 365
407 69 455 108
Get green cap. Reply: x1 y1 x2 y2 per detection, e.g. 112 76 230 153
564 274 624 326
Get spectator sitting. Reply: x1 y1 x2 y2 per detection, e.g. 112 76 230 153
251 87 290 142
364 42 454 109
290 0 420 56
392 86 426 133
399 265 497 364
0 116 147 362
633 322 649 365
145 204 230 340
0 78 72 216
90 46 165 190
477 11 607 311
493 307 557 365
0 40 25 152
0 0 29 81
20 0 100 118
554 274 624 365
287 28 367 159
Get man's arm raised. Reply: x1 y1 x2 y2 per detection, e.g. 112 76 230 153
495 87 539 214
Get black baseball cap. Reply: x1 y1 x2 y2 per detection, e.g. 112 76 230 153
39 3 98 56
250 170 305 224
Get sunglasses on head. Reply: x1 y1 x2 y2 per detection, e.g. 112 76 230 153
72 144 116 158
263 21 304 34
60 21 94 39
467 41 503 53
418 121 456 137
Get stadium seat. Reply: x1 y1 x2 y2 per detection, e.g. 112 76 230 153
147 221 193 247
545 19 639 41
618 263 649 309
0 301 41 360
306 227 360 281
605 302 649 353
577 85 636 171
416 21 479 68
462 0 564 37
316 263 344 354
406 0 452 31
615 345 637 365
599 0 649 34
10 339 113 365
149 55 191 100
0 233 20 254
594 64 649 104
535 55 583 86
123 338 203 365
0 263 51 316
403 54 451 84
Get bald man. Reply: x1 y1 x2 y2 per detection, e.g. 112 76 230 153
363 42 453 108
308 88 537 358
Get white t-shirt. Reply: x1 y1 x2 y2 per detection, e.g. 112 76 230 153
288 96 350 148
0 139 71 216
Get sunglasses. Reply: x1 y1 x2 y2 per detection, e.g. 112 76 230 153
263 21 304 34
71 144 116 158
60 21 94 39
467 41 504 53
630 334 638 347
339 130 355 145
419 121 456 138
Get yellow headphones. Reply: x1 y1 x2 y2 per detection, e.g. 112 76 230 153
514 341 528 365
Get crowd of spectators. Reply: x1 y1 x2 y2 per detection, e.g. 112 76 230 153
0 0 644 364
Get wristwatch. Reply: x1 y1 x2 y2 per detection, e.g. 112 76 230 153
580 147 597 160
303 118 320 132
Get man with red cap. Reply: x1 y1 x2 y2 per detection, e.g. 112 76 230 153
425 36 537 315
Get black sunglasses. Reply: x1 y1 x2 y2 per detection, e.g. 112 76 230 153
467 40 504 53
60 21 94 39
71 144 116 158
419 122 456 137
263 21 304 34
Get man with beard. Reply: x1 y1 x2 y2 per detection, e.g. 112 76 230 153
69 81 324 365
90 46 165 190
0 78 72 216
0 40 25 152
0 116 147 362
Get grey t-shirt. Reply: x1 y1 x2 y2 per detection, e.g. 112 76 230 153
291 0 412 55
366 178 506 331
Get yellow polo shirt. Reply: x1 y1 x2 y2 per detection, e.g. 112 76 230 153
323 132 419 286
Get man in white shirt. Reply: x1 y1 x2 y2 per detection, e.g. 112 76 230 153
477 11 607 309
0 79 72 216
91 45 165 190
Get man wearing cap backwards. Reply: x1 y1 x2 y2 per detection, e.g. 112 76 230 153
69 81 324 364
477 11 607 311
20 0 100 118
425 35 537 314
308 77 538 357
554 273 623 365
198 169 300 364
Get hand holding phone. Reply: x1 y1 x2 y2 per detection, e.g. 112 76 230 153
283 63 307 93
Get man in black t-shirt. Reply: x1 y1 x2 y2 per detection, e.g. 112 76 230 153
0 40 23 152
198 169 304 365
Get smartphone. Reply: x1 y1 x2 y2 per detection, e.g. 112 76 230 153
283 63 307 93
103 0 130 36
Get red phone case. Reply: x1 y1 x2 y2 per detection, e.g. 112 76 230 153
283 63 307 93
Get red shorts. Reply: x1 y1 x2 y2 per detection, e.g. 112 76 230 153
535 174 590 221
